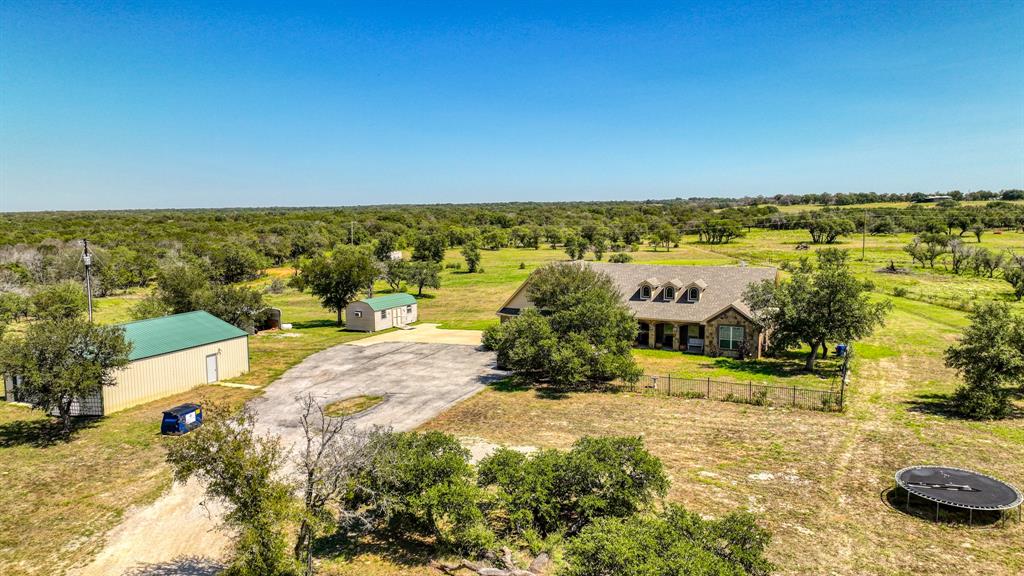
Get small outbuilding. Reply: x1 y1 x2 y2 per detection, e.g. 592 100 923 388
3 310 250 416
345 293 418 332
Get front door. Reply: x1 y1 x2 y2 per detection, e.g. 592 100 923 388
206 354 219 383
662 325 674 349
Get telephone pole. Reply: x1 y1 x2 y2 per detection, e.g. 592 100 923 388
82 239 94 322
861 210 868 261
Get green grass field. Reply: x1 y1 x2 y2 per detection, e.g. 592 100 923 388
2 209 1023 575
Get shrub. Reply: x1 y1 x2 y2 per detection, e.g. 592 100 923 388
30 281 86 321
563 505 773 576
477 436 668 537
892 286 908 298
265 277 286 294
608 253 633 263
347 431 493 550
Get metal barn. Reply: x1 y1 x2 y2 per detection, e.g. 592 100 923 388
3 310 250 416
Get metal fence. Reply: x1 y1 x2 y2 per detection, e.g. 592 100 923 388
619 373 844 412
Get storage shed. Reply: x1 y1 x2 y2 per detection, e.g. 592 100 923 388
3 310 250 416
345 293 418 332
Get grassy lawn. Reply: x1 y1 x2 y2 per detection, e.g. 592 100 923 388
633 347 843 390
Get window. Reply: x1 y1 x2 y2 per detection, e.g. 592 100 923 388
664 287 675 300
380 310 387 319
718 325 744 351
353 311 362 318
688 287 700 301
640 285 651 299
406 305 412 313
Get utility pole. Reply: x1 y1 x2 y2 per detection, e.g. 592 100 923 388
861 209 868 261
82 239 94 322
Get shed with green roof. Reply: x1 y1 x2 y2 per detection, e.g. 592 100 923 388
101 311 250 414
345 293 418 332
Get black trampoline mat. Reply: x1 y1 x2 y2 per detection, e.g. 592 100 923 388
896 466 1023 510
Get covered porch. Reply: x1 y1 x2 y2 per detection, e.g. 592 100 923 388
637 320 705 353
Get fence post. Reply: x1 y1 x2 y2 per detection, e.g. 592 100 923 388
792 385 797 407
668 374 672 396
748 381 752 402
707 377 711 399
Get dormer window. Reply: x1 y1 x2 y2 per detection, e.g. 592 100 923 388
639 277 659 300
664 287 675 300
684 279 707 302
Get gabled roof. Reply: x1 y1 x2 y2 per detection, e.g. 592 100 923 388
359 293 417 311
686 279 708 290
582 262 776 324
119 311 248 361
664 278 685 289
640 277 660 287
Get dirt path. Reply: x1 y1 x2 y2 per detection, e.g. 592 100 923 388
70 480 231 576
72 342 501 576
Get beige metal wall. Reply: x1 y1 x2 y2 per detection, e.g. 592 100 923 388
102 336 249 414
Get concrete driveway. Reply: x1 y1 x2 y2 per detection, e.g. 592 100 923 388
251 341 502 446
347 323 483 347
74 342 501 576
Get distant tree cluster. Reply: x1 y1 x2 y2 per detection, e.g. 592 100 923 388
1 196 1022 322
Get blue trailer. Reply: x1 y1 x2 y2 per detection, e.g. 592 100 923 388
161 403 203 435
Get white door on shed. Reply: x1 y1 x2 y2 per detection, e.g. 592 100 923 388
206 354 219 383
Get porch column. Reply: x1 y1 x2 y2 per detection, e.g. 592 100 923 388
672 324 681 351
648 323 657 348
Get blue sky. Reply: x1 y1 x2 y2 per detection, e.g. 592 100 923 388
1 1 1022 211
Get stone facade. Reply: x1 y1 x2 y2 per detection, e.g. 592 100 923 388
704 307 762 359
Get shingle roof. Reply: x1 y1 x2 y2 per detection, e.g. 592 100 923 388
119 311 248 361
584 262 776 323
360 293 417 311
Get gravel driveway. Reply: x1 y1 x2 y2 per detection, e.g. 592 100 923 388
74 342 501 576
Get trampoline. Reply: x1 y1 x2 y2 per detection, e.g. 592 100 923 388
894 466 1023 524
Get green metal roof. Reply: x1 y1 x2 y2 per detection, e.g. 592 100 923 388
119 311 248 361
360 293 417 311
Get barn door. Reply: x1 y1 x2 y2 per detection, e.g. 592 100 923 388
206 354 219 383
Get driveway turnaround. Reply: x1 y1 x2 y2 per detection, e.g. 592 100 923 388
347 323 484 347
250 342 503 447
74 341 501 576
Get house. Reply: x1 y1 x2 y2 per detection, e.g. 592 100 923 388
497 262 777 359
345 293 418 332
3 310 250 416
